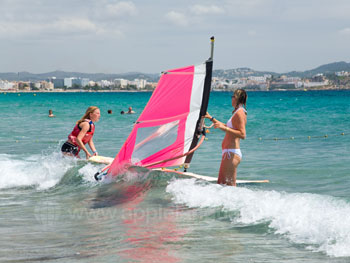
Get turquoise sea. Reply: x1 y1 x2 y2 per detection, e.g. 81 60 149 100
1 90 350 262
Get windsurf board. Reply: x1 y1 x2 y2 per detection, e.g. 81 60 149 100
153 168 269 184
88 155 114 165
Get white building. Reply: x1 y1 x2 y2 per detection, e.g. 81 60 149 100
33 82 42 89
98 80 113 87
64 78 72 88
114 78 129 88
248 76 267 82
81 78 89 87
303 80 329 88
62 78 90 88
281 76 301 82
335 71 349 77
133 79 147 89
0 80 16 90
42 81 54 90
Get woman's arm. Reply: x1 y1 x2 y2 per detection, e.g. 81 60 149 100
206 111 246 139
76 122 92 159
206 112 231 132
88 139 98 156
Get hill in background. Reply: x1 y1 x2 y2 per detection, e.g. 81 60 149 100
214 61 350 79
1 61 350 81
0 71 160 82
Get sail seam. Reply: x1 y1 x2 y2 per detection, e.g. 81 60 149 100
136 113 188 124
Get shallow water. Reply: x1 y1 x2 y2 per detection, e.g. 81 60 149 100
1 91 350 262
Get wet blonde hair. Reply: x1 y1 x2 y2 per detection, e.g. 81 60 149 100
76 106 99 125
233 89 247 110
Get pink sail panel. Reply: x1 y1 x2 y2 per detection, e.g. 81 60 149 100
107 63 206 176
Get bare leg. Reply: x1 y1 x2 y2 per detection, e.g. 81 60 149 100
218 154 228 184
218 153 241 186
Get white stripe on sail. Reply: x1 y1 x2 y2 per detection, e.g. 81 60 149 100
183 63 206 160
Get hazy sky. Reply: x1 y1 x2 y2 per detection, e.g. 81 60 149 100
1 0 350 74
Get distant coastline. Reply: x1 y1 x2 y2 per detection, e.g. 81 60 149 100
2 61 350 92
2 86 350 94
0 89 151 93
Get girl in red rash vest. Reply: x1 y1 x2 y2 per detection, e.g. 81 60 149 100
61 106 100 159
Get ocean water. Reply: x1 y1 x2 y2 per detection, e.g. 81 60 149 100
0 90 350 262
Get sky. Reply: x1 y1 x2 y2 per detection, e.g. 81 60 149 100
1 0 350 74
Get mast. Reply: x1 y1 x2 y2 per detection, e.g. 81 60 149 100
209 36 215 61
183 36 214 170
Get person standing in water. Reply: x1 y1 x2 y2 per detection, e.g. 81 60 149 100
61 106 100 159
127 106 135 114
205 89 247 186
48 109 55 117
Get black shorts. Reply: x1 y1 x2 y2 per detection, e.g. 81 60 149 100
61 141 79 156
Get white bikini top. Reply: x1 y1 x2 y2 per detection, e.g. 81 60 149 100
226 107 247 129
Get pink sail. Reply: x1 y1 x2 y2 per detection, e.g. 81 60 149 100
107 61 212 177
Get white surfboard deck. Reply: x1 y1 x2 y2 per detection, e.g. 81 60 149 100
153 168 269 184
88 155 114 165
89 157 269 184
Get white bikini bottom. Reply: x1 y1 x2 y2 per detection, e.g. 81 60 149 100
222 149 242 159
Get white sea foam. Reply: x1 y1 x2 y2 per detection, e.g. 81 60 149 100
78 162 102 182
166 178 350 257
0 153 76 190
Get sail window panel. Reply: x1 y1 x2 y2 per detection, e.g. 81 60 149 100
131 120 179 162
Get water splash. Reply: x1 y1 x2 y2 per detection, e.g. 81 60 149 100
166 178 350 257
0 153 82 190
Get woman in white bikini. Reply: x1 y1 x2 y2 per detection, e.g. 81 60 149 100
205 89 247 186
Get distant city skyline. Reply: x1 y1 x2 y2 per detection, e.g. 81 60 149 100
1 0 350 74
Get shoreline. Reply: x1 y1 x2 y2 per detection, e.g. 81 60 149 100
0 89 153 93
2 87 350 93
